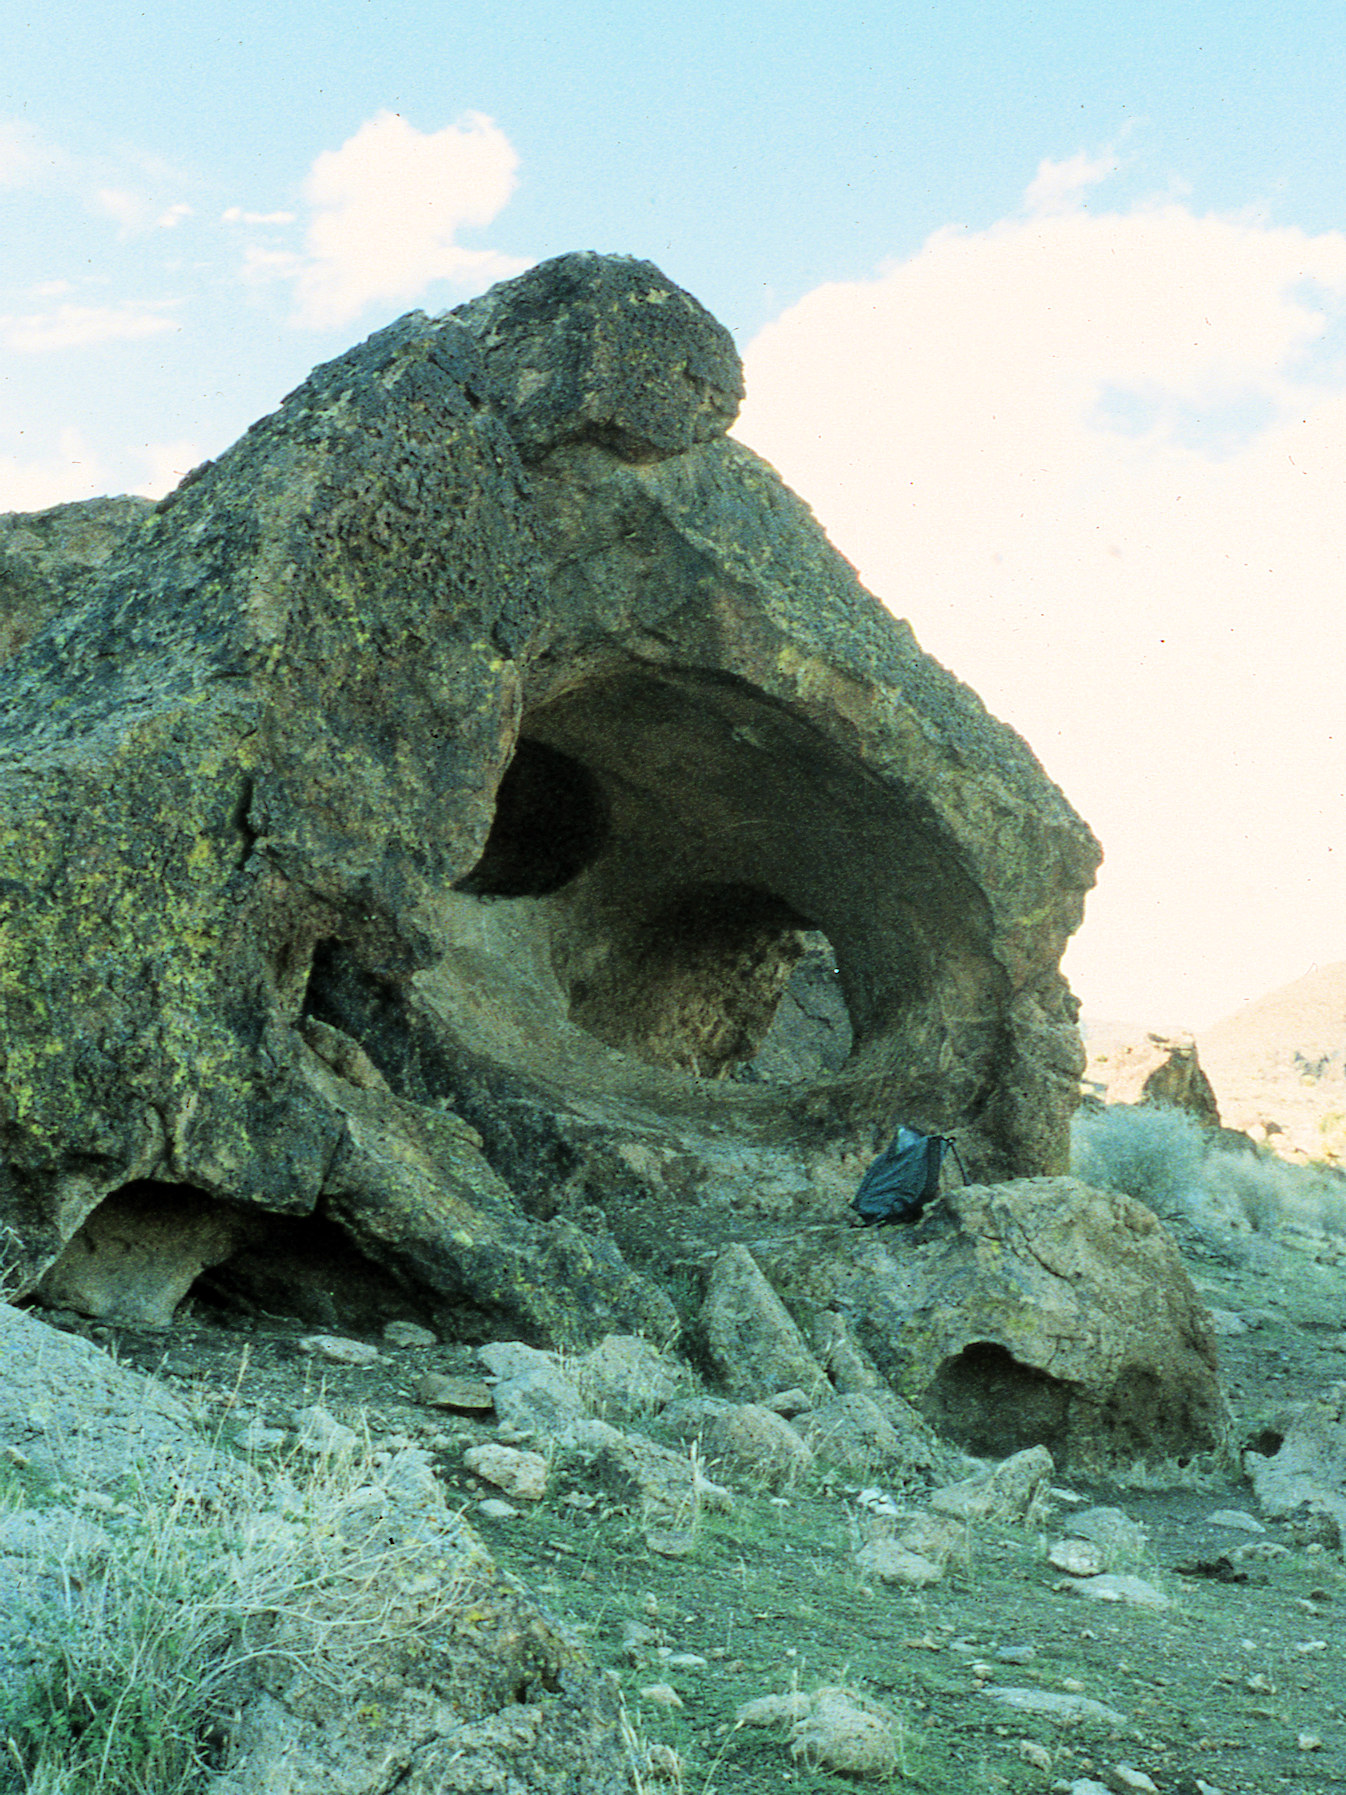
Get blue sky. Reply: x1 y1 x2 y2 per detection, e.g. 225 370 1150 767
5 1 1346 1034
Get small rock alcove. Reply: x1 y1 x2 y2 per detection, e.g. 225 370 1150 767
922 1340 1073 1459
432 662 995 1108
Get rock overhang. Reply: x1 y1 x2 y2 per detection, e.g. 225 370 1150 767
0 252 1102 1344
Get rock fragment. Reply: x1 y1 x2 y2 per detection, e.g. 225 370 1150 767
463 1443 548 1501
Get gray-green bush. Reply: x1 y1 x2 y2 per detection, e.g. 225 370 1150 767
1072 1101 1346 1252
1071 1102 1208 1218
0 1445 472 1795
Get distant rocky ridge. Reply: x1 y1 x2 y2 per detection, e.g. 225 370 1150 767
1085 963 1346 1162
1198 963 1346 1160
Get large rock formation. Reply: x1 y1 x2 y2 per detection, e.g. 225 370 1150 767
751 1178 1231 1473
0 252 1100 1344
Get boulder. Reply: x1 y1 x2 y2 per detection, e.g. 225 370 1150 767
0 1299 233 1498
572 1332 686 1422
699 1243 831 1402
0 1304 633 1795
661 1396 815 1489
928 1445 1055 1523
795 1390 939 1484
753 1180 1231 1473
1245 1382 1346 1544
477 1340 587 1437
0 251 1099 1344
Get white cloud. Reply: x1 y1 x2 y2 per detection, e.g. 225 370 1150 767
1023 148 1122 216
0 119 65 189
0 302 180 352
133 439 204 498
0 429 109 511
288 110 528 330
222 206 296 226
0 430 203 512
735 176 1346 1028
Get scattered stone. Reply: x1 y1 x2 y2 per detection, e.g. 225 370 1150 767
639 1683 683 1709
643 1743 684 1783
620 1620 658 1659
930 1445 1054 1523
476 1498 519 1519
855 1486 902 1516
738 1685 904 1780
383 1320 438 1347
797 1390 937 1483
1108 1766 1159 1793
766 1387 814 1417
1233 1538 1290 1561
298 1334 381 1365
563 1418 732 1521
1069 1574 1169 1610
1049 1538 1107 1576
736 1692 812 1727
1206 1508 1264 1533
1298 1732 1324 1752
574 1335 684 1422
1018 1738 1052 1770
478 1341 587 1437
855 1539 943 1587
235 1421 287 1452
663 1399 813 1490
1206 1308 1249 1337
1070 1506 1148 1560
644 1528 696 1559
463 1443 548 1501
897 1509 971 1567
983 1686 1127 1726
996 1645 1036 1664
665 1652 709 1669
699 1244 829 1403
414 1371 495 1411
293 1405 359 1455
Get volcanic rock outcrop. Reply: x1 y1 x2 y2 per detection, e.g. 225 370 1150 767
750 1178 1231 1472
0 252 1100 1346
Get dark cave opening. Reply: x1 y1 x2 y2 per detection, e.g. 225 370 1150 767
921 1340 1071 1458
564 879 816 1078
32 1177 435 1334
454 737 610 898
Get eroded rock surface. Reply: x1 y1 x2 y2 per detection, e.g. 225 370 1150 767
0 251 1099 1349
752 1178 1231 1473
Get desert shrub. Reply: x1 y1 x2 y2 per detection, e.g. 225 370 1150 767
0 1444 471 1795
1071 1103 1209 1218
1202 1146 1299 1235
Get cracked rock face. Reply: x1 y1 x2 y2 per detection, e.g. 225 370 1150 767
752 1178 1231 1474
0 252 1100 1344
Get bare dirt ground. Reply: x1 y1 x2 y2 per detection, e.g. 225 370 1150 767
36 1216 1346 1795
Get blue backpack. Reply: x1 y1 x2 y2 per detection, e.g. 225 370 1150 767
851 1125 964 1226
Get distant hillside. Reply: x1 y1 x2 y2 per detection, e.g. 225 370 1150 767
1196 964 1346 1161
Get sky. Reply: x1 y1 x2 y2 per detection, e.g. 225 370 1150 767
4 1 1346 1032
